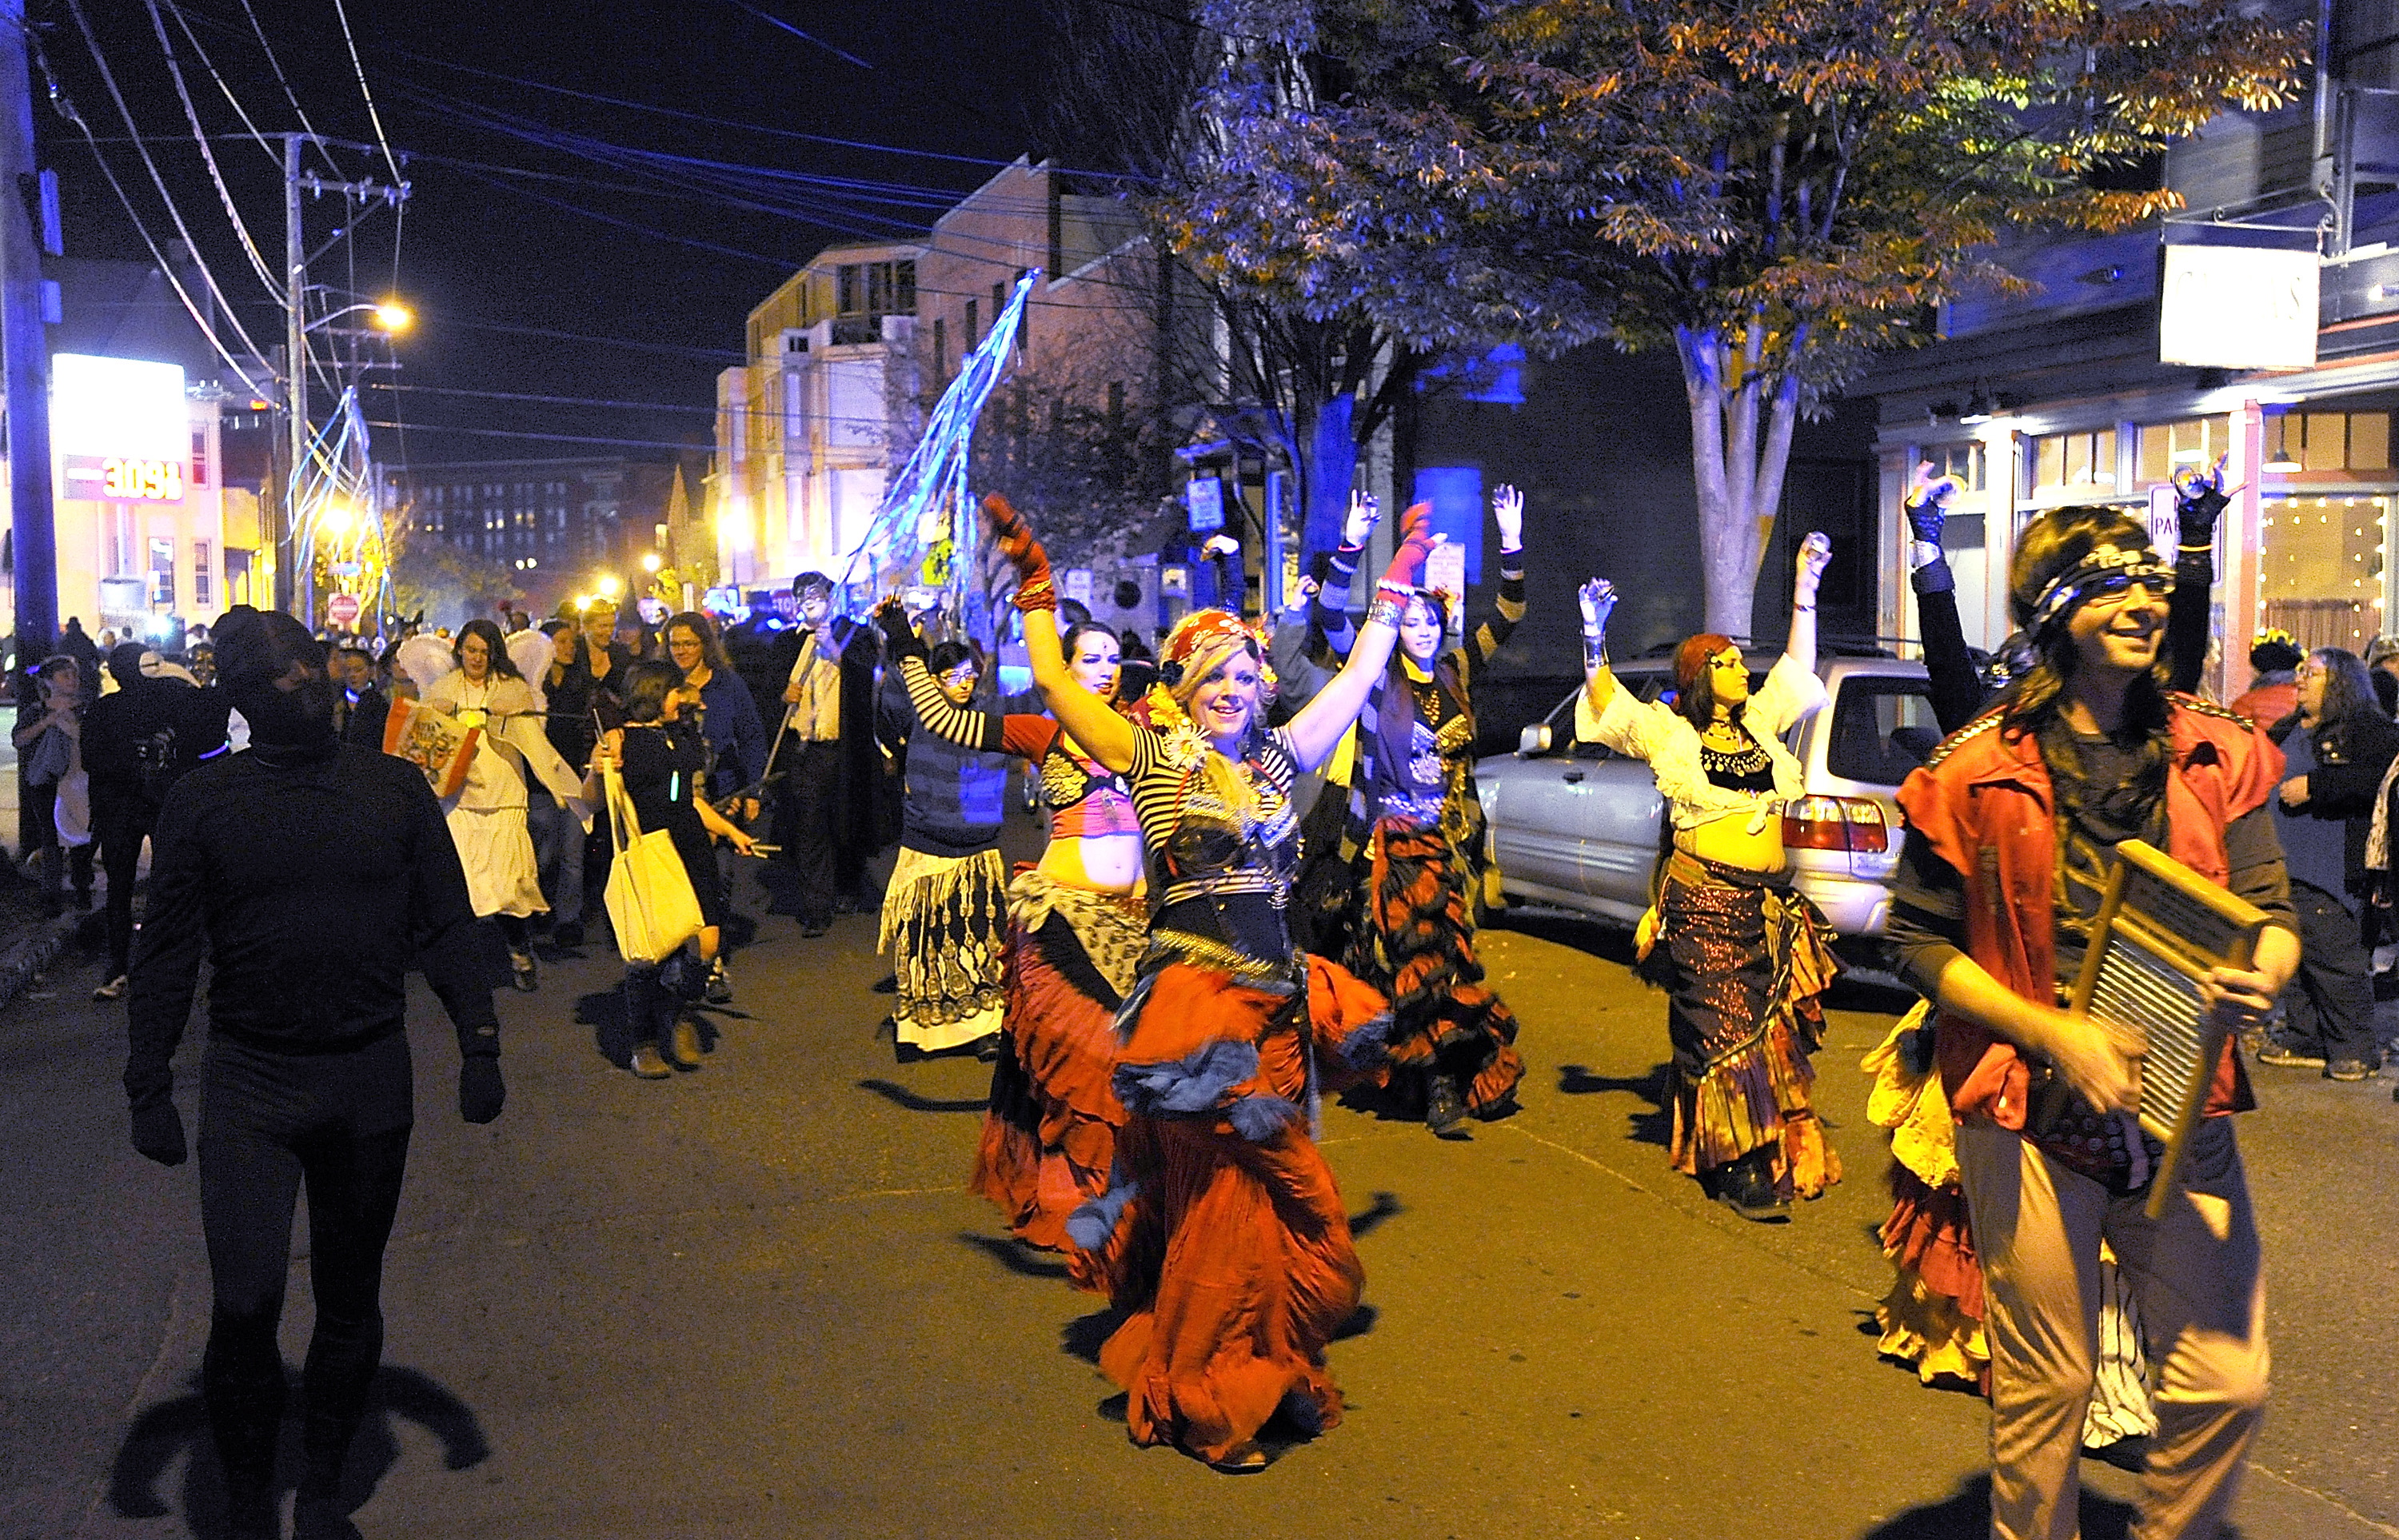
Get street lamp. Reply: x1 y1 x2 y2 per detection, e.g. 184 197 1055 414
596 574 622 600
641 551 662 573
304 298 416 336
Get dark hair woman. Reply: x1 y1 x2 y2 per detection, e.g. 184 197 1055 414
1336 483 1530 1137
1889 502 2298 1537
664 608 768 999
994 492 1417 1472
1575 533 1843 1221
878 600 1148 1249
589 660 754 1077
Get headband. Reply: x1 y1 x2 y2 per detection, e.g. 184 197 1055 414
1160 608 1254 671
2026 545 2175 637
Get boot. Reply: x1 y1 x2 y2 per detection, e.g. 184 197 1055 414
629 1044 672 1079
665 1016 704 1069
1711 1149 1790 1223
1424 1073 1468 1138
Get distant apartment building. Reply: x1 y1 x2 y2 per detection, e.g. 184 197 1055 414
385 457 678 612
711 159 1166 591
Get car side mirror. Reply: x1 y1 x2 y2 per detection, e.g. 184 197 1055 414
1518 723 1552 757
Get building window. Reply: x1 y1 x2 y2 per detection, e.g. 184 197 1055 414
194 540 212 608
2265 411 2393 473
2134 418 2231 486
1927 441 1986 493
2033 429 2119 497
2259 493 2390 652
964 298 979 346
148 536 175 607
190 429 209 488
836 260 916 318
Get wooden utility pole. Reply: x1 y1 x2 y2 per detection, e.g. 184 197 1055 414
2 0 57 660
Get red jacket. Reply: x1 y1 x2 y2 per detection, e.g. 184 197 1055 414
1894 696 2283 1129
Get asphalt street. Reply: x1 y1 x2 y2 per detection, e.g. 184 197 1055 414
6 828 2397 1540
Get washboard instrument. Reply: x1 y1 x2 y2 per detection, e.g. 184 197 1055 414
2066 839 2269 1219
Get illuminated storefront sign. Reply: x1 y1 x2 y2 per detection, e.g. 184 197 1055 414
52 354 189 505
2158 246 2319 369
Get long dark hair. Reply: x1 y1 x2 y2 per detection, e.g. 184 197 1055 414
453 618 522 680
1375 592 1466 784
2309 647 2385 755
1062 619 1121 704
665 610 731 677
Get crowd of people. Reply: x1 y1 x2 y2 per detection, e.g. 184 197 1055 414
58 458 2396 1531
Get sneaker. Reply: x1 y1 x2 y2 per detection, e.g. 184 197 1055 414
2327 1058 2379 1083
665 1018 705 1069
705 959 732 1005
92 975 128 1002
1424 1075 1469 1139
2256 1042 2327 1069
509 952 539 993
629 1045 673 1079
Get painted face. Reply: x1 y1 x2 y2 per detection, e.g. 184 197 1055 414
667 624 705 675
2296 655 2329 724
1069 632 1121 700
190 648 216 687
796 586 833 626
1399 596 1443 665
2064 552 2167 676
1707 646 1749 706
936 660 980 707
460 632 492 680
1189 647 1263 743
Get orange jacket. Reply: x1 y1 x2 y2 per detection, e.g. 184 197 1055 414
1894 696 2283 1129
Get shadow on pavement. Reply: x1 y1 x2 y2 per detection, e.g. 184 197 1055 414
958 1231 1072 1281
1349 1191 1403 1239
1489 910 1641 967
573 987 632 1067
1555 1061 1672 1147
1856 1474 2150 1540
1064 1308 1128 1365
857 1077 988 1114
109 1364 488 1538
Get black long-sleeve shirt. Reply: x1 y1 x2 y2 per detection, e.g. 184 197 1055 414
125 742 500 1112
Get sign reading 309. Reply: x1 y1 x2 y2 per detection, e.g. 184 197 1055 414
102 457 186 502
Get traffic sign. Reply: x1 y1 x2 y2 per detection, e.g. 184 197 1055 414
327 592 362 628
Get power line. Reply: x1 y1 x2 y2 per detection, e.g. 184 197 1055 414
328 0 403 185
139 0 280 294
365 420 709 453
425 314 741 361
720 0 875 71
234 0 342 176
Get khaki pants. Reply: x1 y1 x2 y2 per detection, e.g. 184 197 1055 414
1955 1116 2269 1540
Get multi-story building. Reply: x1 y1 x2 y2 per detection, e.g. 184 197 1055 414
710 158 1167 592
385 457 681 615
1863 0 2399 699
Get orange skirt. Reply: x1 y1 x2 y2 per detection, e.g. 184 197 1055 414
1070 953 1390 1464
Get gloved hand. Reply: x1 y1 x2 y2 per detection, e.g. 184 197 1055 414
131 1101 188 1167
1379 502 1439 590
459 1056 505 1124
2174 456 2231 548
873 596 926 664
1904 461 1957 545
981 494 1054 612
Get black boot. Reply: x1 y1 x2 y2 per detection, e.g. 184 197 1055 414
1424 1073 1469 1139
1711 1149 1790 1223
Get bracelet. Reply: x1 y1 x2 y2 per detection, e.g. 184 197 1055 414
1793 604 1815 612
1012 575 1057 614
1582 631 1608 671
1367 592 1407 629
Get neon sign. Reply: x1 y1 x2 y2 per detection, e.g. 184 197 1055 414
102 457 185 502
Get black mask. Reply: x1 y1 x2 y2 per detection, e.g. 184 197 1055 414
231 674 338 748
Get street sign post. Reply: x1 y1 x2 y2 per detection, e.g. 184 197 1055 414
326 592 362 628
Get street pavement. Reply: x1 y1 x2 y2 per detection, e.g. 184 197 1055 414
6 828 2398 1540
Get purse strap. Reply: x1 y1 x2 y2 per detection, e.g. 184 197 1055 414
602 764 645 852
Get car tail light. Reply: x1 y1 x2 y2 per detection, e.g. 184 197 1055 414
1782 796 1889 854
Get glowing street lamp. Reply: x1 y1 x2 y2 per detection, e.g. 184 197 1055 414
641 551 662 573
318 504 356 540
595 574 622 600
371 301 415 334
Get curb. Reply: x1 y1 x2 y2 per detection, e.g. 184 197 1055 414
0 904 102 1010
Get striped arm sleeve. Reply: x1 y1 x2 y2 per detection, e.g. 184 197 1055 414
897 656 1005 752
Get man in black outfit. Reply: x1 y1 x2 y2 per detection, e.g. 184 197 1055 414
767 572 893 935
124 608 505 1540
83 643 230 1000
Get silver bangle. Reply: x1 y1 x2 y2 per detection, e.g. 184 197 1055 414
1367 593 1406 630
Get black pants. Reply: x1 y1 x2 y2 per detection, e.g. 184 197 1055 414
30 782 94 901
198 1033 413 1502
776 740 850 927
2281 881 2381 1068
97 803 157 978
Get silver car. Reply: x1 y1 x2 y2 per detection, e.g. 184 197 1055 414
1474 652 1940 972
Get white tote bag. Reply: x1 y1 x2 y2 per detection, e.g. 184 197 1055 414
602 767 704 966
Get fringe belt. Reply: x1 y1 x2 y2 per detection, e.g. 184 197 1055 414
880 845 1008 1047
1644 851 1842 1195
1006 867 1148 1001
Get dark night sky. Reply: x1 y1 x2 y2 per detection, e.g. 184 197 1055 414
34 0 1057 465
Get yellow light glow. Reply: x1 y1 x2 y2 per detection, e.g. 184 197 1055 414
641 552 662 573
373 301 415 333
319 505 355 538
596 575 621 599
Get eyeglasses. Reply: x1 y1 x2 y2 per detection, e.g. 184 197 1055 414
2080 571 2175 605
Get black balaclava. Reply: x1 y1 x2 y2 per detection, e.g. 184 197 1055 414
216 608 336 750
106 642 148 691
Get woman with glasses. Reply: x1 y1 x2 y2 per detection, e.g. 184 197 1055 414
666 610 768 999
1575 534 1842 1220
873 636 1016 1060
876 599 1151 1249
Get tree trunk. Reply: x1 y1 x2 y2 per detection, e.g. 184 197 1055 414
1676 326 1802 639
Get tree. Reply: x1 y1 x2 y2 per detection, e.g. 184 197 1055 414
389 540 523 633
1176 0 2309 632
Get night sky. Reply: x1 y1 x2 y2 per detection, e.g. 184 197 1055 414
34 0 1056 465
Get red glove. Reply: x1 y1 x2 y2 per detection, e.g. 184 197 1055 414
1379 502 1438 590
981 494 1056 613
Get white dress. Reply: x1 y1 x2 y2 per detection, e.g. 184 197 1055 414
423 672 550 920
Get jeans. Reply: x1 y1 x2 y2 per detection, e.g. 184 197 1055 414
2279 881 2381 1067
525 788 585 927
96 803 155 978
198 1033 413 1502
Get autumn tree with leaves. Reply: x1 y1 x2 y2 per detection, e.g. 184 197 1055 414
1179 0 2309 632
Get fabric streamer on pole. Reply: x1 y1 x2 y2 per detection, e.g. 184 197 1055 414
837 268 1038 625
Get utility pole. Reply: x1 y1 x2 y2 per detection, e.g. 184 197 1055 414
2 0 57 662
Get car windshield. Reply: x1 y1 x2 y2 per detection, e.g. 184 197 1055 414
1542 665 1772 757
1824 675 1941 785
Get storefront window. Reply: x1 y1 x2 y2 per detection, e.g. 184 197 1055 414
2135 417 2233 485
2031 429 2117 498
2264 410 2393 473
2258 493 2390 652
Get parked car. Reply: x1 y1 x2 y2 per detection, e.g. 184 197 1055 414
1474 651 1941 978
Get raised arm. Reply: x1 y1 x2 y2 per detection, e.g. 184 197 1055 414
1578 577 1620 719
1283 503 1436 769
1463 484 1528 669
1904 465 1985 734
1311 491 1379 661
1786 531 1830 674
987 495 1140 773
2166 457 2230 695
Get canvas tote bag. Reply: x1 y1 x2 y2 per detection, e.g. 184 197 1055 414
602 765 704 965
